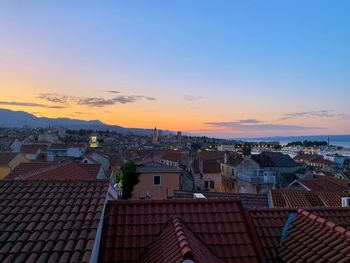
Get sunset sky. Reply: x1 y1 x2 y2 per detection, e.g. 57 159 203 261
0 1 349 138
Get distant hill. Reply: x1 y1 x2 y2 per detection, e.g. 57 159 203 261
0 108 164 135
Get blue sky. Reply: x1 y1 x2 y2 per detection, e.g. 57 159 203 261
0 0 349 137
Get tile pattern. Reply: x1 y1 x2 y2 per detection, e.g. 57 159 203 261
139 216 224 263
279 209 350 262
298 177 350 192
174 190 268 209
270 189 350 208
5 162 101 181
249 207 350 262
99 199 266 263
0 180 108 262
0 152 18 165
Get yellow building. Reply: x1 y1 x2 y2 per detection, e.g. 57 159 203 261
0 153 27 180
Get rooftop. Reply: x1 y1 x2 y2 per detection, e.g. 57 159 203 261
0 152 18 165
5 162 102 181
0 180 109 262
99 199 266 263
174 191 268 209
270 189 350 208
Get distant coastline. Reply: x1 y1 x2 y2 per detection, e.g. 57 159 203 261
235 135 350 148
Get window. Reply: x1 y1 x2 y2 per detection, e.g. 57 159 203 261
210 181 214 189
153 175 161 185
204 180 215 189
342 197 350 207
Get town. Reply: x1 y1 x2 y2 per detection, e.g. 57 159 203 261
1 126 350 262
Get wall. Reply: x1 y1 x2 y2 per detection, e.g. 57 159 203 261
132 172 181 199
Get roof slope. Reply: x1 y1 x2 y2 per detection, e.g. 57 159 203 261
252 152 296 168
297 177 350 192
160 151 183 162
174 191 268 209
99 199 266 263
5 162 101 181
139 216 223 263
0 153 18 165
270 189 350 208
0 180 108 263
279 209 350 262
249 207 350 262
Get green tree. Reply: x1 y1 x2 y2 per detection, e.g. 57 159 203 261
121 161 140 199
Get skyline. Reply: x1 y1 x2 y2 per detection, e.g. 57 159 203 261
1 1 349 138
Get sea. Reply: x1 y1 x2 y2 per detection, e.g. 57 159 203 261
235 135 350 149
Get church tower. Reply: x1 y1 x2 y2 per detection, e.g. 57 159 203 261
152 127 159 143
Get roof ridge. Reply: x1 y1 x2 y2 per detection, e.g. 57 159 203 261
297 209 350 238
171 216 194 260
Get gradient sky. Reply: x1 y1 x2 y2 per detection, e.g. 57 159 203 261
0 0 349 138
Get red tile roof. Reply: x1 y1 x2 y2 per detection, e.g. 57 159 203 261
202 159 221 173
249 207 350 262
270 189 350 208
279 209 350 262
160 151 183 163
20 145 41 154
174 191 269 209
309 157 334 166
99 199 266 263
0 153 18 165
0 180 109 262
5 162 102 181
297 177 350 192
139 216 224 263
198 150 226 160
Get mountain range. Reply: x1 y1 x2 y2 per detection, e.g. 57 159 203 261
0 108 163 135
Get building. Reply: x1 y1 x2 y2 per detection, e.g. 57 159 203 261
20 144 42 160
159 151 183 167
152 127 159 143
98 199 267 262
47 144 87 161
218 144 235 151
0 152 27 179
89 133 99 148
133 162 181 199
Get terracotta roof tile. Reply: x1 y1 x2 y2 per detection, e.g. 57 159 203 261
270 189 350 208
0 152 18 165
249 207 350 262
296 177 350 192
99 199 266 262
279 209 350 262
0 180 108 262
5 162 102 181
160 151 183 163
174 191 268 209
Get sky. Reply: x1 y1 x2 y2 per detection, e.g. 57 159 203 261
0 0 349 138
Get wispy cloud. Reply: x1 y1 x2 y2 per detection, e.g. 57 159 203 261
37 93 71 104
0 101 66 109
104 90 120 94
205 120 320 132
183 95 204 101
279 110 350 121
238 119 264 124
38 93 156 107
